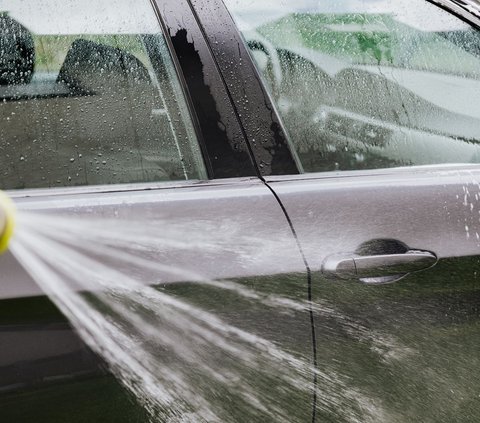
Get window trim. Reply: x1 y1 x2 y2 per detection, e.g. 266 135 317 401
187 0 301 177
150 0 258 179
6 177 261 200
427 0 480 29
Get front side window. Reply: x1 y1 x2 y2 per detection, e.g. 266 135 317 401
224 0 480 172
0 0 206 190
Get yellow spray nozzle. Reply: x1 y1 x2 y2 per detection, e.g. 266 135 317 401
0 191 16 254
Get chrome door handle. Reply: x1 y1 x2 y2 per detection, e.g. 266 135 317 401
322 250 437 285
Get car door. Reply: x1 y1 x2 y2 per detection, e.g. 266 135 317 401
212 0 480 421
0 1 315 422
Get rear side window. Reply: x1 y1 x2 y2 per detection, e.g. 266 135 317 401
224 0 480 173
0 1 206 190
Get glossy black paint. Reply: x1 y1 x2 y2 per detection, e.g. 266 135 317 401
151 0 257 179
188 0 300 177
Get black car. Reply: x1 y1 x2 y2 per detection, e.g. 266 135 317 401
1 0 480 422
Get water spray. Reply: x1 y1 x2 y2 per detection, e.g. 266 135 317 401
0 191 15 254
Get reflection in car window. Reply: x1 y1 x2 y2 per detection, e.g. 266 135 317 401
224 0 480 172
0 1 206 190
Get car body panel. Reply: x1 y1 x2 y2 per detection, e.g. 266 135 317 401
266 165 480 421
2 178 306 300
0 178 315 422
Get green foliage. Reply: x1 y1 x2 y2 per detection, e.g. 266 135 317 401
356 32 393 64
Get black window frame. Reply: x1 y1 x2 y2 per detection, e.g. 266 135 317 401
184 0 300 178
151 0 259 179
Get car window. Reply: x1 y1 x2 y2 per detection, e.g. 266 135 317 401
0 0 206 190
224 0 480 172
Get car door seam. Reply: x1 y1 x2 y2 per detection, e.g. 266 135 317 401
263 180 318 423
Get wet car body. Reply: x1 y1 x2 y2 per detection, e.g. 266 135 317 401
1 0 480 422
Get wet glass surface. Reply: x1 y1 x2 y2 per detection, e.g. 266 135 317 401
0 0 206 190
225 0 480 173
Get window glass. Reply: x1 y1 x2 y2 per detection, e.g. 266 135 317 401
224 0 480 172
0 0 206 190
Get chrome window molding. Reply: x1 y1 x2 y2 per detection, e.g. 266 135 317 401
428 0 480 27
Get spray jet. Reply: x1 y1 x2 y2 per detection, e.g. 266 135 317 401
0 191 15 253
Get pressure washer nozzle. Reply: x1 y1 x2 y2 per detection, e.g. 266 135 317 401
0 191 15 254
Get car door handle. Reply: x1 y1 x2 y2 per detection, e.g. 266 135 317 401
322 250 437 285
